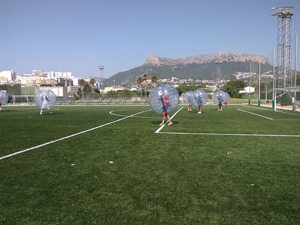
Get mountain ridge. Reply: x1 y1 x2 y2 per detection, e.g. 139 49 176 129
104 52 272 86
144 52 270 66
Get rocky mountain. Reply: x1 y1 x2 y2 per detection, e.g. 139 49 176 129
144 52 270 66
104 52 272 86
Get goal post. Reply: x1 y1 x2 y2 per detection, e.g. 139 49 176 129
274 86 300 111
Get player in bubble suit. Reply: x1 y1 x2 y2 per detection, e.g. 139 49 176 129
40 91 52 115
196 94 203 114
0 90 7 112
188 98 193 111
0 93 2 112
217 94 223 111
159 90 173 126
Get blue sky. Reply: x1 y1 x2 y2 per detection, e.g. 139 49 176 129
1 0 299 79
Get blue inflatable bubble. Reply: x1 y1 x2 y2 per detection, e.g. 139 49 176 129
212 90 230 105
149 84 179 114
188 88 208 107
0 91 8 106
34 89 57 108
182 91 192 104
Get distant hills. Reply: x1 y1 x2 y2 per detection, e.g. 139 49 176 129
104 52 272 86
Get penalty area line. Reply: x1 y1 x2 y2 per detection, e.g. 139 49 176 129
237 108 273 120
155 107 183 133
0 109 152 161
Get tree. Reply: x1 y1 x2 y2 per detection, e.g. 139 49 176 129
221 80 248 98
84 83 91 97
151 75 158 87
79 79 85 98
137 77 143 97
142 74 148 97
90 78 96 93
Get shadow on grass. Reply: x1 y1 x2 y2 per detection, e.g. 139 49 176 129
151 120 179 125
39 112 65 116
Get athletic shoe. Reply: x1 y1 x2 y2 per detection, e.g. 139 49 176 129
167 122 173 126
50 112 52 115
197 111 201 114
39 113 42 116
159 123 164 126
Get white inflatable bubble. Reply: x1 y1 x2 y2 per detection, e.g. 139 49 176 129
0 91 8 106
188 88 208 108
34 89 57 108
212 90 230 105
182 91 192 104
149 84 179 114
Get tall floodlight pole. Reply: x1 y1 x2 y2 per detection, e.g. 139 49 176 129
248 62 251 105
258 61 261 106
98 66 104 91
294 33 298 111
266 85 268 104
272 7 294 89
215 60 222 78
273 48 276 111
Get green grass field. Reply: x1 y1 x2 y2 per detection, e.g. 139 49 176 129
1 104 300 224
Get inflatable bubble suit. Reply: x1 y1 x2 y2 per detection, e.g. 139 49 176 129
188 88 208 107
212 90 230 105
0 91 8 106
148 84 179 114
182 91 192 104
34 89 57 108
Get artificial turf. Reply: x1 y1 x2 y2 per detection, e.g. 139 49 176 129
0 104 300 224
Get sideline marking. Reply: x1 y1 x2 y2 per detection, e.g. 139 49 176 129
0 108 60 115
0 109 151 161
158 131 300 138
237 108 273 120
155 107 183 133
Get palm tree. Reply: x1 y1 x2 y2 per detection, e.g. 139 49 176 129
90 78 96 93
137 76 143 97
142 74 148 97
84 83 91 98
151 75 157 87
79 79 85 98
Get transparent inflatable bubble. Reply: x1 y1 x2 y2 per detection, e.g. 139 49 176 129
0 91 8 106
34 89 57 108
188 88 208 107
182 91 192 104
149 84 179 114
212 90 230 105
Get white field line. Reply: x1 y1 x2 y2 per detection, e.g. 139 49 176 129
275 110 300 117
276 119 300 121
242 105 300 120
155 107 184 133
0 109 151 161
158 131 300 138
242 105 272 111
237 108 274 120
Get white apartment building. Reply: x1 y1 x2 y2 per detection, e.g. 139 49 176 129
43 71 73 80
0 70 17 81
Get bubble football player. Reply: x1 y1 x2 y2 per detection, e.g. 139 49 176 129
196 94 202 114
0 93 2 112
224 101 228 108
217 94 223 111
188 99 193 111
159 90 173 126
40 92 52 115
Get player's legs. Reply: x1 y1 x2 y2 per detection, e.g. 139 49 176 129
197 106 202 114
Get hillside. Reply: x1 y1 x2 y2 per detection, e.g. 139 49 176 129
104 52 272 86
